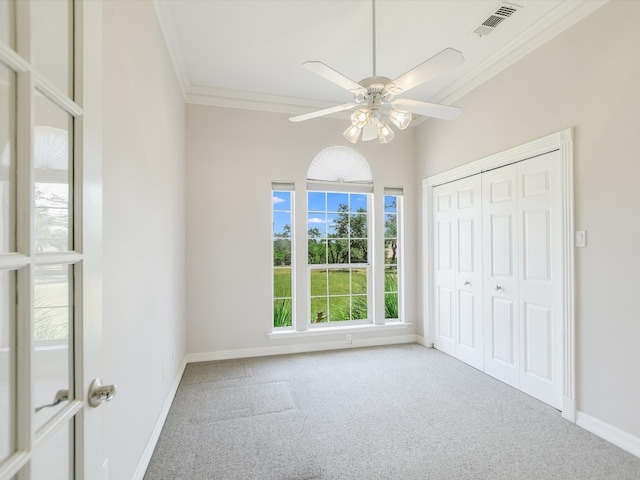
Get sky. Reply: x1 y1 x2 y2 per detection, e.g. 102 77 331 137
272 191 397 237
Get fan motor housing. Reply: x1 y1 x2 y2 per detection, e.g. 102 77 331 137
356 76 393 107
359 75 391 92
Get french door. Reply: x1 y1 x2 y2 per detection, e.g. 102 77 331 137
0 1 103 479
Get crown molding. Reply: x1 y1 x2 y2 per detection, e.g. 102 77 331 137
431 0 609 105
152 0 191 100
154 0 608 114
186 85 342 116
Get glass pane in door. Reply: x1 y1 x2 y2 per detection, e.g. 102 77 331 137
0 270 16 463
34 264 72 430
31 0 72 97
31 419 73 479
0 63 16 253
34 96 73 253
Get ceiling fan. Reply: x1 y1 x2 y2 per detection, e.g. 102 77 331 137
289 0 464 144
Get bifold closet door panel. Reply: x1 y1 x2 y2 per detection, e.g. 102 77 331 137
433 185 457 356
454 175 483 370
482 165 520 389
432 149 564 408
433 176 483 368
517 151 563 409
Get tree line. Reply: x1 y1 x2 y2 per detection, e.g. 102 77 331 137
274 200 397 266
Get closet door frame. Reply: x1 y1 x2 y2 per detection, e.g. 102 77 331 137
422 128 576 422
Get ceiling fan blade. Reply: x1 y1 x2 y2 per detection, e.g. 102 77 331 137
303 61 365 93
289 102 359 123
393 98 462 120
388 48 464 95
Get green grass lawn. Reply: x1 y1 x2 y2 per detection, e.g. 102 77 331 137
310 268 366 321
310 268 366 295
273 268 398 325
274 268 367 298
273 268 292 298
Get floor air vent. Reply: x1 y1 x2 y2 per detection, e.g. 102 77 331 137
474 2 521 36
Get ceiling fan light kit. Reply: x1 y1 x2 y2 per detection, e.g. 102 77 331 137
343 124 362 143
389 109 412 130
289 0 465 144
377 122 395 144
351 109 370 129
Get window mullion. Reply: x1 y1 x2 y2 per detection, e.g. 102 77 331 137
372 186 384 325
294 183 308 331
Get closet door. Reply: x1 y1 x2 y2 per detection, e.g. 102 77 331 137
454 175 483 369
432 148 566 409
517 152 563 409
433 176 483 368
433 185 457 356
482 165 520 388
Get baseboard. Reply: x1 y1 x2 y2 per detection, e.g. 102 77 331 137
414 335 433 348
561 396 576 422
132 356 188 480
576 411 640 459
186 334 419 363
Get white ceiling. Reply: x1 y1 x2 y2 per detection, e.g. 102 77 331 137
154 0 606 117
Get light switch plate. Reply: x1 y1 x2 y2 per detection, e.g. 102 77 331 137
575 230 587 248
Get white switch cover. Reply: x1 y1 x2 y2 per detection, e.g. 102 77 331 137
575 231 587 248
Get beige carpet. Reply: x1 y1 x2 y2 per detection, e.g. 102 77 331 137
144 344 640 479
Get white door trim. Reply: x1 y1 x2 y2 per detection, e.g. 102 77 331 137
76 0 105 478
422 128 575 421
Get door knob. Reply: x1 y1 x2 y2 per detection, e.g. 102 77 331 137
495 285 503 291
464 281 471 286
88 378 117 408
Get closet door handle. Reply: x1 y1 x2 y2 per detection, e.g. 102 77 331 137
464 281 471 286
495 285 503 291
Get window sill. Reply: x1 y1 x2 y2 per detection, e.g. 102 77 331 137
267 322 411 339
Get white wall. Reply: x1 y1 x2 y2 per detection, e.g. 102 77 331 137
102 2 186 479
186 105 418 355
416 1 640 440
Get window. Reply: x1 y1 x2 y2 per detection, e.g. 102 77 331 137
270 148 406 333
384 189 403 320
272 184 294 328
308 191 369 324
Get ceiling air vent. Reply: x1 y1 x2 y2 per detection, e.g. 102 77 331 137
474 2 521 37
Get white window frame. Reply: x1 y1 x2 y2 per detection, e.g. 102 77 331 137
269 148 411 338
306 189 372 328
271 183 295 330
383 188 403 323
